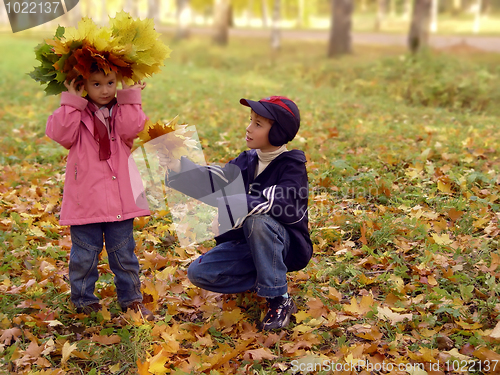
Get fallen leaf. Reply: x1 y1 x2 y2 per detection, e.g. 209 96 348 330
0 327 22 345
91 334 121 345
377 306 413 324
61 341 78 364
243 348 278 361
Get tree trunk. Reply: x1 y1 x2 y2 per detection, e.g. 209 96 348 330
271 0 281 50
297 0 305 27
430 0 438 32
66 0 81 24
148 0 161 24
213 0 231 46
402 0 412 20
101 1 107 23
452 0 462 15
374 0 386 31
473 0 482 33
389 0 397 16
261 0 269 27
0 1 8 25
328 0 353 57
408 0 432 53
175 0 191 40
246 0 254 26
125 0 139 18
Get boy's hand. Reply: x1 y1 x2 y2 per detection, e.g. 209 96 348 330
64 79 84 97
122 80 146 90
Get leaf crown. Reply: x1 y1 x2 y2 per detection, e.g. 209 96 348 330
29 11 171 95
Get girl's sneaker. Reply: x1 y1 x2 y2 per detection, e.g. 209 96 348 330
76 302 102 315
260 296 297 330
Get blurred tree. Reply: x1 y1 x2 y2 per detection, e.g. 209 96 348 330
403 0 412 19
148 0 161 23
1 1 8 25
328 0 353 57
175 0 191 40
213 0 231 45
374 0 387 30
408 0 431 53
271 0 281 50
389 0 397 15
473 0 482 32
246 0 255 26
452 0 462 14
297 0 305 27
262 0 270 27
430 0 438 32
101 1 107 22
124 0 140 17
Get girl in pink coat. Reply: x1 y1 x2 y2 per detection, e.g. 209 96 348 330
46 65 153 320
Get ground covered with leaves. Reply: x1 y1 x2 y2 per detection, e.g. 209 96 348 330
1 31 500 374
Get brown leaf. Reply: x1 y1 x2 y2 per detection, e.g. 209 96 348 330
436 335 454 350
0 327 22 345
24 340 44 358
460 343 475 356
243 348 278 361
91 334 121 345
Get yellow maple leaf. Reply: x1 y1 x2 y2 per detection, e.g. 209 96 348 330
220 308 244 327
148 349 170 375
137 358 150 375
377 306 413 325
344 294 375 316
456 319 482 330
431 232 453 246
61 341 78 364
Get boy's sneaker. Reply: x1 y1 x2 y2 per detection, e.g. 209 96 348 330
76 302 102 315
124 301 155 321
260 296 298 331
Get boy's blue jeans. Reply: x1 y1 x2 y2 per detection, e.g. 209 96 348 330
69 219 143 309
187 214 290 298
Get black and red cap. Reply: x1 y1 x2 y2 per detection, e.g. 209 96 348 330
240 96 300 147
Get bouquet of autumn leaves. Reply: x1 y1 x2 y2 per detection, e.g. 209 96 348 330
132 116 202 213
29 11 171 95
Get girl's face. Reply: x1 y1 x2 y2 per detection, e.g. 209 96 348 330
245 110 279 152
84 70 117 107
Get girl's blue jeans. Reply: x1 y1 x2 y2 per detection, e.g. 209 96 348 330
187 214 290 298
69 219 143 309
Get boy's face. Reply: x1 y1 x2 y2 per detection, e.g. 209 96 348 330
246 110 278 152
84 70 117 107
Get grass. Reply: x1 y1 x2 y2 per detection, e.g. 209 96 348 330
1 30 500 373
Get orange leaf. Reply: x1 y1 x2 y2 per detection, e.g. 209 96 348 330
91 334 121 345
328 287 342 303
344 294 375 316
0 327 22 345
148 349 170 375
243 348 278 361
349 324 383 341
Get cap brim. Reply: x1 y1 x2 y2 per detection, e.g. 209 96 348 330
240 98 275 121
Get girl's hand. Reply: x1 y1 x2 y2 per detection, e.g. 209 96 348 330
122 79 147 90
64 79 84 97
158 151 181 173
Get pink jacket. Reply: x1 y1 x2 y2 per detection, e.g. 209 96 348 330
46 90 151 226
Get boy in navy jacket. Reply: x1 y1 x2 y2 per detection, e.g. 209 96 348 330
163 96 312 330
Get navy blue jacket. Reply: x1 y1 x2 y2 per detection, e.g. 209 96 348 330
167 149 313 272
